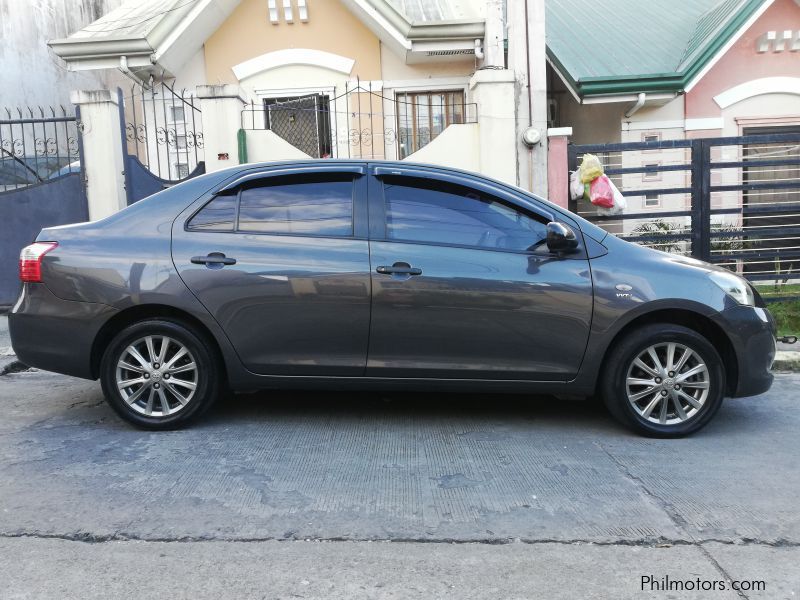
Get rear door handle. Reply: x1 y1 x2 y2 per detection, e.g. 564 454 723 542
191 252 237 266
376 262 422 276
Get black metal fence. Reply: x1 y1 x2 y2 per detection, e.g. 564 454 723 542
569 132 800 301
0 106 82 192
122 82 204 181
240 82 477 160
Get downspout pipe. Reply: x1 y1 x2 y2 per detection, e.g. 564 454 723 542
118 55 152 88
474 38 484 60
625 92 646 118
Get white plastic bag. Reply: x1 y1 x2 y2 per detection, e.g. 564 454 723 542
569 170 584 201
610 178 627 211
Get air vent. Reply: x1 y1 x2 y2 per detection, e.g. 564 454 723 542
426 49 475 56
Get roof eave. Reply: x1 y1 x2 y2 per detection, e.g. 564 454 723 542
576 76 686 97
48 38 154 60
407 19 485 41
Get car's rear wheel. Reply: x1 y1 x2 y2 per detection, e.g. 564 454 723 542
601 324 725 437
100 319 220 429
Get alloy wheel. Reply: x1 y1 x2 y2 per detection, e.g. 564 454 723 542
625 342 710 426
115 335 198 417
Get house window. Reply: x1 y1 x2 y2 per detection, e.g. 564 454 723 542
297 0 308 21
267 0 279 22
643 162 660 181
263 95 332 158
643 133 660 143
644 193 660 207
170 106 185 123
176 135 187 150
175 163 189 178
396 90 466 159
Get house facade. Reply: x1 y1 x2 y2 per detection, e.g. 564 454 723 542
547 0 800 224
48 0 544 197
45 0 798 216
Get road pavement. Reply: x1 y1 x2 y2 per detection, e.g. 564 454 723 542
0 364 798 599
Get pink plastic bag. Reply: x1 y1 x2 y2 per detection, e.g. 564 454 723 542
589 175 614 209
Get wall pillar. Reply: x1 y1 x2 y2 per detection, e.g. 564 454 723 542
196 84 249 172
547 127 572 209
507 0 549 196
469 69 517 185
70 90 127 220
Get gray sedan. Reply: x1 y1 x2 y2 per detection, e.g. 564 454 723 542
9 161 776 436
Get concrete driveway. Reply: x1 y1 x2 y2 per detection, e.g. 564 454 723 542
0 367 798 599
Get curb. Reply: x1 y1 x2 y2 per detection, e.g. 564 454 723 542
772 351 800 372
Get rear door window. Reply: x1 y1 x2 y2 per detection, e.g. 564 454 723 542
238 174 354 237
187 194 237 231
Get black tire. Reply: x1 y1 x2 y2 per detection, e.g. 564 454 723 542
600 323 725 438
100 319 220 429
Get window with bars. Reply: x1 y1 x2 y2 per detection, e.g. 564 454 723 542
396 90 466 159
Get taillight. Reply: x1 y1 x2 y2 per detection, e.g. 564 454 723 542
19 242 58 283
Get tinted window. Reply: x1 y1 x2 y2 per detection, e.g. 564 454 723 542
383 177 548 251
238 174 353 236
187 194 237 231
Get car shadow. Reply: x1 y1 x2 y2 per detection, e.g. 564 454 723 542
199 388 619 431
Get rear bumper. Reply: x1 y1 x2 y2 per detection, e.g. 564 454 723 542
717 305 775 398
8 283 116 380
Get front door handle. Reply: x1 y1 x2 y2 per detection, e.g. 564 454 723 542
376 262 422 276
191 252 237 267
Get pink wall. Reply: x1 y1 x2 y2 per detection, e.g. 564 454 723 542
547 134 570 208
686 0 800 118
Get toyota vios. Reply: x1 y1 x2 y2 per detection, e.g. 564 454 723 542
9 161 775 436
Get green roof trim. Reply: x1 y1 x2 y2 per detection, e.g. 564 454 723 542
546 0 768 98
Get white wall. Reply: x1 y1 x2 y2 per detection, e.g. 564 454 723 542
402 123 480 171
245 130 311 162
0 0 126 110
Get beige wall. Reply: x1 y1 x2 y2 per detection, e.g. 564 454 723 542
379 44 475 81
204 0 381 84
558 97 624 145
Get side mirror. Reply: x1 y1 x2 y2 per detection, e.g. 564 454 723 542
546 222 579 254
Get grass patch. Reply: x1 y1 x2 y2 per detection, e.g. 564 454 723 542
756 283 800 297
767 300 800 337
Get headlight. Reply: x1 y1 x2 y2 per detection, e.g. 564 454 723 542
709 271 755 306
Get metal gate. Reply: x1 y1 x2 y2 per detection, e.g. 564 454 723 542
240 82 476 160
0 106 87 306
568 131 800 301
119 84 205 204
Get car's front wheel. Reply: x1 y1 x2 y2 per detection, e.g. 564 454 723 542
100 319 220 429
601 323 725 437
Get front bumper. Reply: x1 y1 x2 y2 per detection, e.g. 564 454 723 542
9 283 117 380
717 305 775 398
